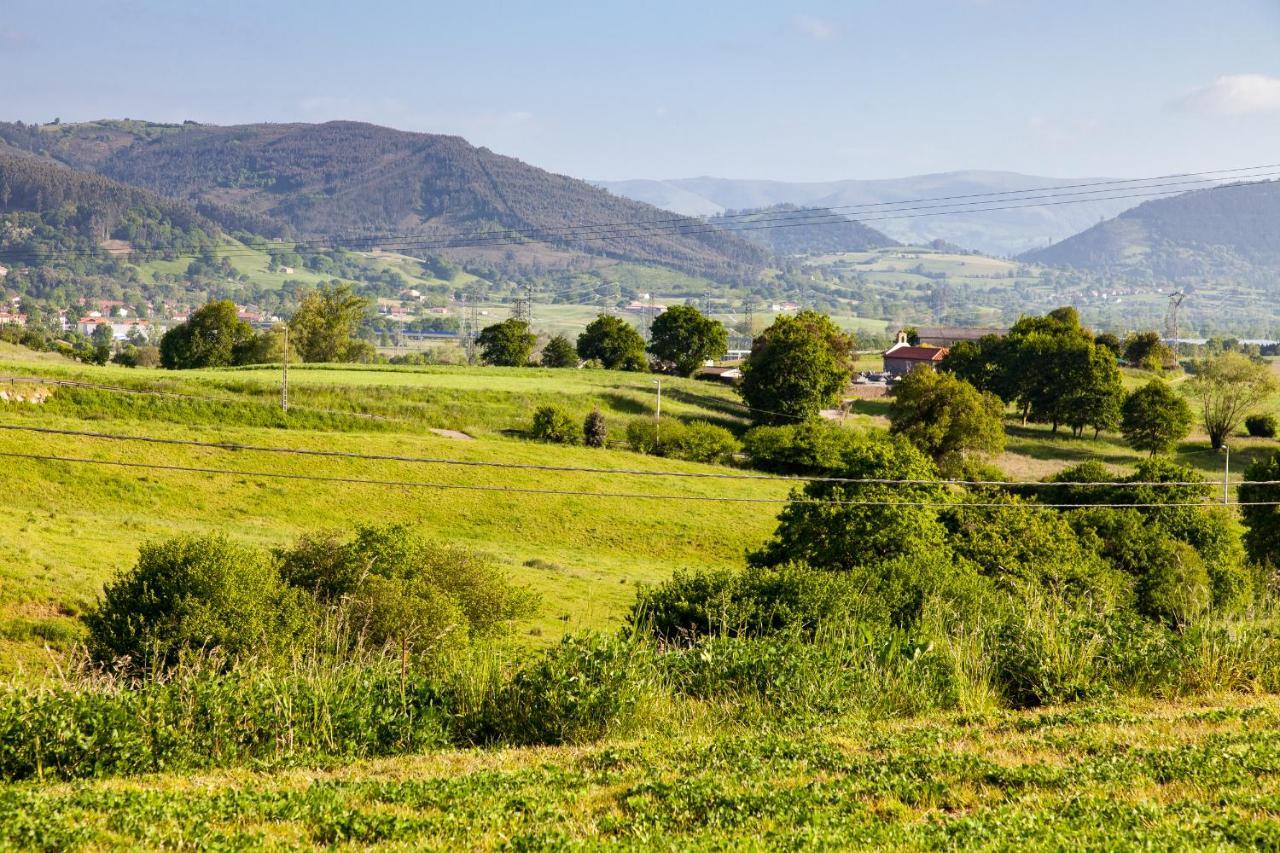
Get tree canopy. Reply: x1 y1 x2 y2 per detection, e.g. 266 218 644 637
289 283 374 363
647 304 728 376
1120 380 1193 456
159 299 256 369
540 334 578 368
576 315 648 371
889 367 1006 475
476 318 536 367
739 310 856 425
1185 353 1279 449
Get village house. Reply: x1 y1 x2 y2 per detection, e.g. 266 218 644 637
883 332 948 378
0 312 27 327
77 317 151 341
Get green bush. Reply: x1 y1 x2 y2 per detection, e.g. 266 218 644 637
625 419 661 454
661 421 739 464
1246 414 1277 438
530 405 581 444
1138 540 1211 629
479 634 657 745
741 420 863 475
629 564 868 642
84 535 314 672
994 588 1111 708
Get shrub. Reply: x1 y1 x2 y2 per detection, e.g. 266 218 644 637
479 634 657 745
276 525 535 642
540 334 579 368
994 588 1111 708
530 405 580 444
625 419 661 454
629 564 868 642
1138 540 1211 629
661 421 739 464
84 535 313 672
1240 452 1280 568
740 420 863 475
583 410 608 447
1246 414 1278 438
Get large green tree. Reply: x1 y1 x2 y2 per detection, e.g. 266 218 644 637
159 299 256 369
889 367 1006 475
576 315 648 371
476 318 536 366
540 334 578 368
739 310 856 425
289 283 374 363
1239 452 1280 567
1120 380 1193 455
647 304 728 376
1185 352 1279 449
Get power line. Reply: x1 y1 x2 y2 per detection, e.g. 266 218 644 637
5 169 1278 264
3 450 1273 508
0 422 1266 488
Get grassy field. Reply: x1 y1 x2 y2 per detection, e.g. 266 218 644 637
5 695 1280 848
0 345 789 673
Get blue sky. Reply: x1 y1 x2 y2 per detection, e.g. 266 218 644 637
3 0 1279 181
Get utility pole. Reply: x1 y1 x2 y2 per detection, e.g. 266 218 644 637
281 325 289 413
653 378 662 446
1224 443 1231 506
703 289 711 317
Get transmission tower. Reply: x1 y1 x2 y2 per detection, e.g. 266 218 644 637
1165 291 1186 351
511 283 532 324
703 289 712 317
742 300 755 350
460 296 480 363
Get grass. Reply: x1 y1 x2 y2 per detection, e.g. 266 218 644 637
4 695 1280 848
0 346 790 674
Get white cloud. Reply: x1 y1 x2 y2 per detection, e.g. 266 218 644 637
791 15 836 41
1175 74 1280 115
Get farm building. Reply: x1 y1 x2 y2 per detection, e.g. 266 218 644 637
883 335 948 377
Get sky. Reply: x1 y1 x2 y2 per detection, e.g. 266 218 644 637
2 0 1279 182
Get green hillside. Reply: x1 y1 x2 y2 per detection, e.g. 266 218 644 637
708 203 899 255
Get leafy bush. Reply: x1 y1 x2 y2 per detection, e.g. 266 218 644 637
624 419 738 463
661 421 739 464
1138 540 1211 629
994 588 1112 708
530 405 581 444
1240 451 1280 568
478 634 657 745
740 420 863 475
84 535 313 672
1246 414 1277 438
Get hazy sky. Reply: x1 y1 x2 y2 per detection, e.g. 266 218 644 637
3 0 1279 182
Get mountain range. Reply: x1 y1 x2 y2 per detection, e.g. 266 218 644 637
707 204 899 256
597 171 1141 256
0 120 767 282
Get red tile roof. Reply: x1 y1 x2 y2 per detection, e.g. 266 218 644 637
886 345 948 361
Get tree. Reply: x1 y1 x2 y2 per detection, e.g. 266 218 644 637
1185 353 1279 449
647 304 728 375
576 315 648 371
1093 332 1122 359
530 406 580 444
159 299 255 369
739 310 856 425
889 367 1005 475
90 322 113 365
289 283 374 363
1061 345 1124 438
476 318 536 366
540 334 578 368
1123 331 1174 371
1121 380 1193 455
1239 452 1280 567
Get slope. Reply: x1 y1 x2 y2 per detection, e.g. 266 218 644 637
709 203 898 256
0 120 768 283
1020 179 1280 282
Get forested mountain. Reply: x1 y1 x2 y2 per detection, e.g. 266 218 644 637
1020 180 1280 282
0 120 767 282
599 171 1139 255
0 146 218 269
708 204 898 256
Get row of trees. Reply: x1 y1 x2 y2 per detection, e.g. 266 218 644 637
159 284 374 369
476 305 729 374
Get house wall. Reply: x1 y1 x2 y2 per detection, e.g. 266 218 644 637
884 357 938 377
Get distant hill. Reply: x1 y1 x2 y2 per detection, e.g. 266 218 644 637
0 145 218 266
0 120 767 282
1019 180 1280 281
708 204 898 256
597 171 1138 256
